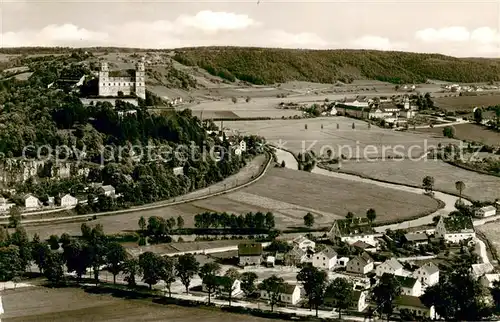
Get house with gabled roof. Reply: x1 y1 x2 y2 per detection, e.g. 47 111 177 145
284 246 313 266
259 283 301 305
412 262 439 286
312 246 337 270
328 219 380 246
390 274 422 297
99 185 116 198
476 205 496 218
352 240 377 253
404 233 429 247
324 290 368 313
471 262 494 279
23 194 41 209
238 242 262 266
435 214 475 243
376 258 404 277
292 235 315 252
394 295 435 319
346 252 374 275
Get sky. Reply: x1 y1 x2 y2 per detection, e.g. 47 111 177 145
1 0 500 57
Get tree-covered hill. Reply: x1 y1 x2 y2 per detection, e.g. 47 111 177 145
171 47 500 84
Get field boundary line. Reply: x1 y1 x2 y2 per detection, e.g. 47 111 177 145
4 153 273 227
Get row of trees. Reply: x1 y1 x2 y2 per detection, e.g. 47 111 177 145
193 211 275 230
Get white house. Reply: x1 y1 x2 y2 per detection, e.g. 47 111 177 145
343 97 369 108
23 194 41 209
337 257 350 267
312 246 337 270
325 290 368 312
376 258 404 277
99 185 116 198
476 205 497 218
260 284 301 305
412 262 439 287
284 246 313 266
292 235 316 252
346 252 374 275
328 220 379 246
202 276 241 297
435 215 475 243
60 194 78 207
472 263 494 279
480 274 500 288
0 197 14 212
238 242 263 266
394 295 436 320
173 167 184 176
391 274 422 297
400 109 416 119
266 256 276 267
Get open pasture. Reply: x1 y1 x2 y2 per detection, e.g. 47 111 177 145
0 287 273 322
24 166 440 238
226 117 457 158
338 159 500 201
415 123 500 147
434 95 500 111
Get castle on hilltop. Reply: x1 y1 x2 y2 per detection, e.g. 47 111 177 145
98 60 146 99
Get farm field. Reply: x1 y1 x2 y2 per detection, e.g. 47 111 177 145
476 223 500 259
24 166 440 238
415 123 500 147
0 287 274 322
226 117 457 158
434 95 500 111
337 159 500 201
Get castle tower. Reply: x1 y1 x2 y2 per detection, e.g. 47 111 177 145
98 62 109 97
135 60 146 100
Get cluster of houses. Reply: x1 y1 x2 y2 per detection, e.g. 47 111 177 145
334 95 418 125
228 213 493 319
0 184 117 213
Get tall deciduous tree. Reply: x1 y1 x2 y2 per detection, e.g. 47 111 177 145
138 216 146 232
199 262 221 304
222 268 241 306
372 274 401 321
139 251 163 290
297 266 327 315
303 212 314 228
159 257 176 297
241 271 258 298
422 176 435 194
325 277 354 319
175 253 200 294
43 252 65 285
366 208 377 224
260 275 285 312
106 242 127 284
8 206 21 228
455 181 466 202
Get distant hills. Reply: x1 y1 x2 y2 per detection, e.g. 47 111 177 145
2 46 500 85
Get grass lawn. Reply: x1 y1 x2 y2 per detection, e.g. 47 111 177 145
415 123 500 147
338 159 500 201
0 286 274 322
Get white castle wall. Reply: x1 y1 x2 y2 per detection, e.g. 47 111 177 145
98 61 146 99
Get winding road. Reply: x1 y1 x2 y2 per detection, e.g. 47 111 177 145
274 148 469 232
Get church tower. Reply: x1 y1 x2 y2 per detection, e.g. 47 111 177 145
135 59 146 100
98 62 109 97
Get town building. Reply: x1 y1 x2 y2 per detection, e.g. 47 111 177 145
292 236 315 252
346 252 374 275
99 185 116 198
328 219 379 246
352 240 377 253
23 194 41 209
404 233 429 247
393 295 435 319
312 246 337 270
0 197 14 212
472 262 494 279
435 215 475 243
412 262 439 287
259 283 301 305
173 167 184 176
324 290 368 313
480 274 500 288
284 246 312 266
391 274 422 297
376 258 404 277
238 242 263 266
475 205 497 218
98 61 146 99
60 194 78 207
